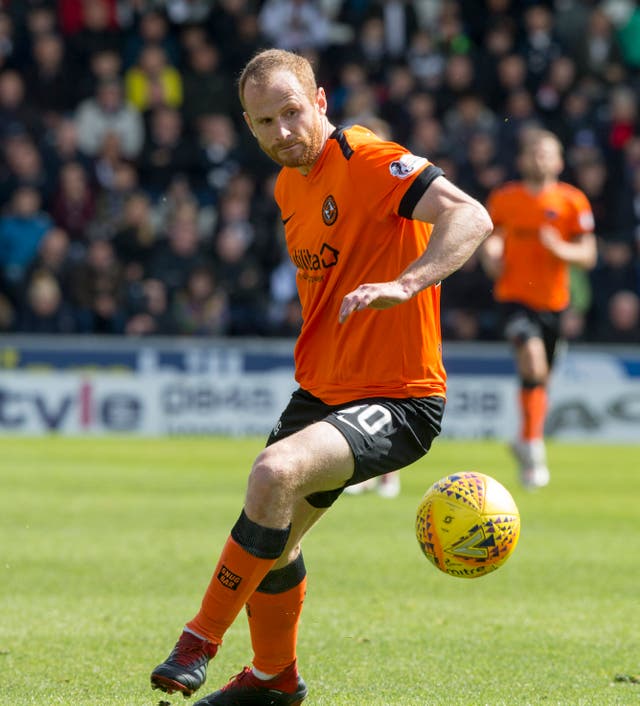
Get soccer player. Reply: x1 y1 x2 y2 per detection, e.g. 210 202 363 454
481 129 597 489
150 48 492 705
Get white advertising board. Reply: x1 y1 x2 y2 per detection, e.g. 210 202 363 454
0 372 297 436
0 344 638 440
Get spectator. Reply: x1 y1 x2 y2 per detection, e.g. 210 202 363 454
15 4 59 62
615 2 640 70
258 0 331 52
406 115 447 161
341 81 380 128
378 63 416 144
146 200 210 299
125 277 175 336
436 53 476 118
213 187 255 247
569 154 621 242
50 161 96 249
42 116 94 180
372 0 421 61
474 17 518 107
75 77 145 159
457 130 507 203
181 41 235 129
24 226 74 298
0 186 53 293
573 6 625 83
23 32 77 123
193 113 244 205
349 16 390 82
65 0 122 66
124 43 183 113
0 68 42 140
75 47 123 103
596 84 638 169
122 8 180 69
554 86 599 153
588 237 639 337
16 269 76 334
441 250 496 341
164 0 212 25
68 238 126 334
518 4 566 91
493 52 529 112
599 289 640 343
443 92 498 164
535 54 578 125
89 159 140 240
436 0 473 56
92 132 129 192
0 132 52 207
328 61 369 122
213 221 268 336
136 105 197 198
406 28 446 93
0 11 16 69
171 264 229 336
268 258 298 334
207 0 264 74
0 286 14 332
112 190 158 283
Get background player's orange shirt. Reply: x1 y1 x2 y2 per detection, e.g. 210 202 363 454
487 181 594 312
274 125 445 405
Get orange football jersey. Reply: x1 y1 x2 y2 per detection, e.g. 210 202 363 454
274 125 446 405
487 181 594 311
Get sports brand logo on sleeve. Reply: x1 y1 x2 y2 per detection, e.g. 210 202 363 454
389 153 428 179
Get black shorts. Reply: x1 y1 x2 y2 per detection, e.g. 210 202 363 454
499 302 563 369
266 388 445 508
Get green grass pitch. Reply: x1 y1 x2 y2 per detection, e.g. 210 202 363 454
1 436 639 705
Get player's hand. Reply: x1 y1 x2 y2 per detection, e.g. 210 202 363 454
539 224 564 256
339 281 412 323
480 235 504 279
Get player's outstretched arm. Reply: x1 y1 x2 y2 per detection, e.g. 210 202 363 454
539 225 597 270
339 176 492 323
479 231 505 280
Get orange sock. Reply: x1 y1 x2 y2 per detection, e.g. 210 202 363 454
520 384 547 441
187 511 291 644
247 554 307 675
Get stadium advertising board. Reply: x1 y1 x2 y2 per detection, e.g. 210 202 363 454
0 339 638 440
0 372 297 435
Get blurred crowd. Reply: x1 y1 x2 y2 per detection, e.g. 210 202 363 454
0 0 639 342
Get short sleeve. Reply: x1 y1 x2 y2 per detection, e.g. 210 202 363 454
349 141 442 220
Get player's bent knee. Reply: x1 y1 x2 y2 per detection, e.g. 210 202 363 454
249 448 299 495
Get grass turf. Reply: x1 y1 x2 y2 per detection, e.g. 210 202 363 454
0 436 638 705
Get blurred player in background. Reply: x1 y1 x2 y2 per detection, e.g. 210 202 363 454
481 129 597 489
150 48 492 705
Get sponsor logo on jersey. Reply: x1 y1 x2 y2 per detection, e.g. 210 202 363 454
291 243 339 270
322 195 338 225
389 153 427 179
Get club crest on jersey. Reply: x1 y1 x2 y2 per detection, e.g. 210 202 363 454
389 153 427 179
322 195 338 225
